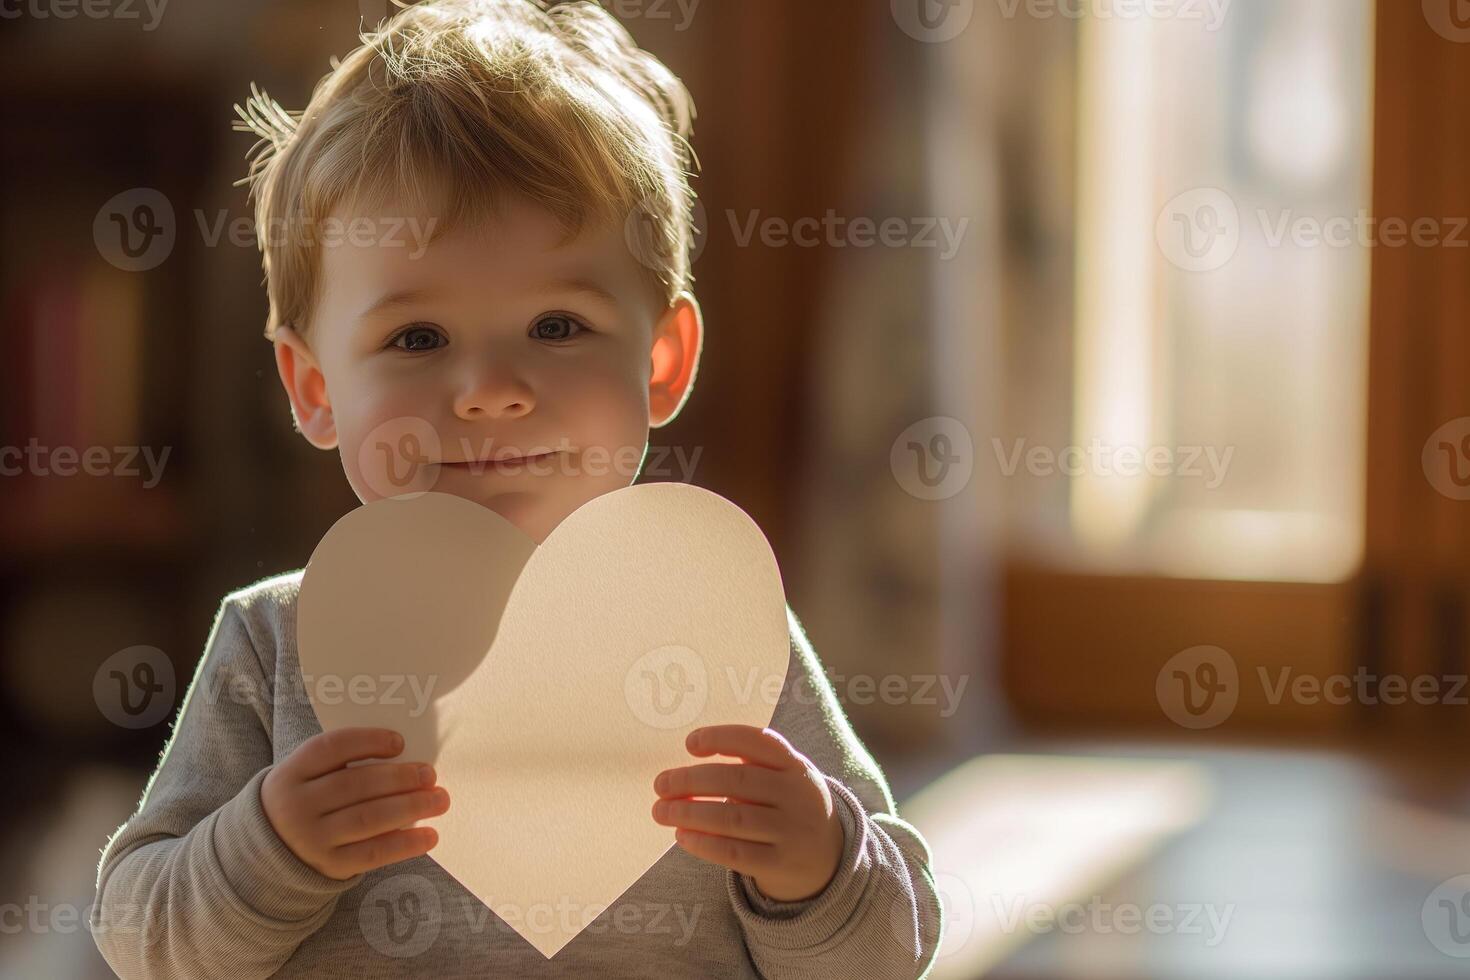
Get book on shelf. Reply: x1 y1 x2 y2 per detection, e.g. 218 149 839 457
1 255 183 552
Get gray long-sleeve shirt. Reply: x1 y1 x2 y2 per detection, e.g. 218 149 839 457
90 570 942 978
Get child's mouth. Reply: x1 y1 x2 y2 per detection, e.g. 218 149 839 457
438 451 562 473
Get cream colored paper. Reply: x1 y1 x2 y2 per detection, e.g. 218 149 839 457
296 484 791 958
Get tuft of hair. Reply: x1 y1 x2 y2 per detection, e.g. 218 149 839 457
232 0 698 340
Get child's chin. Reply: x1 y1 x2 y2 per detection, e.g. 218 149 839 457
434 486 559 544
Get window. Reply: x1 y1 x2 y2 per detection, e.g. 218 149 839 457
1068 0 1376 583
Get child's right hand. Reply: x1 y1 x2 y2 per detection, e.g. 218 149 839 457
261 727 450 880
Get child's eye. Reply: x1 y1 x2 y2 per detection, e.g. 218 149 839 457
388 324 447 352
530 314 587 342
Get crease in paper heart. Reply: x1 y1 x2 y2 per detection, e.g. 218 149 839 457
296 483 790 959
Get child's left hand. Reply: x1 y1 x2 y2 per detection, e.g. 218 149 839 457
652 725 845 903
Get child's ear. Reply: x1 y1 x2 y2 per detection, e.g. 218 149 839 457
649 292 703 429
273 324 338 450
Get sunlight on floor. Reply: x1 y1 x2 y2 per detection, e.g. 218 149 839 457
901 754 1214 979
1 766 142 980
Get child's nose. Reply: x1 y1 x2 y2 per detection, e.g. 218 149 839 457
453 364 536 420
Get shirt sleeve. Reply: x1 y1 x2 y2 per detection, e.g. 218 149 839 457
724 606 944 979
90 596 365 979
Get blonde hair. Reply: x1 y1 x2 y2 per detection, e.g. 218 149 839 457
233 0 698 340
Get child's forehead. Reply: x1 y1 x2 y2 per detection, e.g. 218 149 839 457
321 190 634 272
314 191 663 321
330 190 590 249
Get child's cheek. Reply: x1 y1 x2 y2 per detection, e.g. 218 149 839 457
556 360 653 460
338 401 445 503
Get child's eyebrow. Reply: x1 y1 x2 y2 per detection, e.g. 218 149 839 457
540 276 620 308
356 277 620 324
358 287 434 322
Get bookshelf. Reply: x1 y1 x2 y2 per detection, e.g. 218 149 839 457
0 6 370 775
0 59 216 765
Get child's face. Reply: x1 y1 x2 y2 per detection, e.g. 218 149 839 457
273 194 702 544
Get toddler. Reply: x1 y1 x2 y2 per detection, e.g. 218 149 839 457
91 1 943 976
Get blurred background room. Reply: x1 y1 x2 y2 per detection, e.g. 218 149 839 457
3 0 1470 977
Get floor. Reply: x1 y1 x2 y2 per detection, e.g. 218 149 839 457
6 735 1470 978
897 735 1470 980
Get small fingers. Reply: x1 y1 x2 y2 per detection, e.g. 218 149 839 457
309 762 437 816
288 728 406 781
324 787 450 845
654 762 785 805
672 828 775 878
685 726 796 770
330 826 440 878
653 798 784 843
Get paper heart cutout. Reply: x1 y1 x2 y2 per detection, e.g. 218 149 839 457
297 483 791 958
